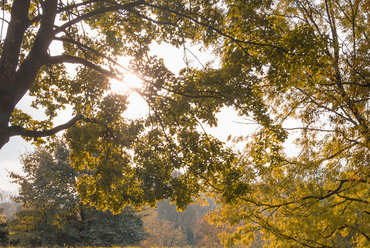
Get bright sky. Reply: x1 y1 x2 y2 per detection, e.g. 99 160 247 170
0 42 252 192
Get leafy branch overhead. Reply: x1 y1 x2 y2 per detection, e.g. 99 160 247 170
0 1 369 247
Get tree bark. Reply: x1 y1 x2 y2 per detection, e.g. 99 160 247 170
0 0 31 149
0 0 58 149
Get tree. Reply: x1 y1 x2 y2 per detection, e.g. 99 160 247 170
140 209 188 248
195 218 244 248
0 0 226 148
156 198 199 245
0 190 7 203
0 0 236 211
195 0 368 247
10 141 146 246
0 209 9 246
0 201 19 220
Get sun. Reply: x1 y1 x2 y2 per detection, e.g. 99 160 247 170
109 67 148 119
110 71 144 94
109 56 145 94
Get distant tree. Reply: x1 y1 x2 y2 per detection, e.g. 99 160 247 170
10 141 146 246
0 188 20 220
140 209 187 248
0 209 9 246
156 198 199 246
0 190 5 203
0 201 19 220
194 219 225 248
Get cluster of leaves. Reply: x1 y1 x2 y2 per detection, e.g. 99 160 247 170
10 142 146 247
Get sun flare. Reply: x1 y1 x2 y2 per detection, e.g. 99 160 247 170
110 71 144 94
109 69 148 119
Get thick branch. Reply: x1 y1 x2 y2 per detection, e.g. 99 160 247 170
30 0 101 24
1 0 31 66
8 115 133 146
9 115 82 138
336 194 369 204
14 0 58 104
56 0 100 14
54 0 145 34
301 180 348 202
53 36 130 73
47 55 119 79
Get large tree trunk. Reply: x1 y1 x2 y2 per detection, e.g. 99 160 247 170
0 86 16 149
0 0 58 150
0 91 15 149
0 0 31 149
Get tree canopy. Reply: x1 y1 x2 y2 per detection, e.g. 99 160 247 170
203 0 369 246
0 0 369 247
0 0 237 211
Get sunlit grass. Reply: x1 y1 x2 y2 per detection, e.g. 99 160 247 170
0 246 143 248
0 246 146 248
0 246 196 248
